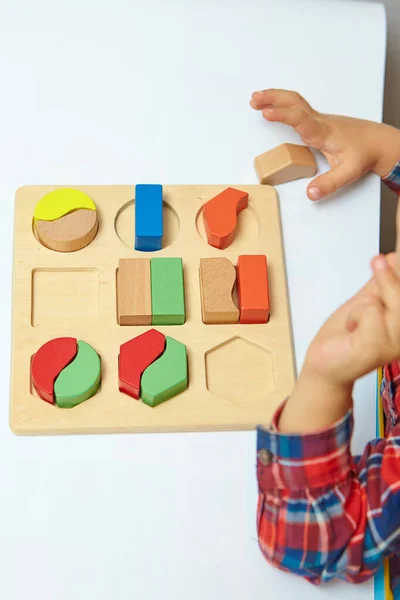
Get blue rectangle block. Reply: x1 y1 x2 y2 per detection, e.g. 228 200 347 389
134 184 163 251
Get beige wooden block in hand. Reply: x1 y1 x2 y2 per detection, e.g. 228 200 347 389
117 258 151 325
199 258 239 324
254 143 317 185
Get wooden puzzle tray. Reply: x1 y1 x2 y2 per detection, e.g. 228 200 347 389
10 185 295 435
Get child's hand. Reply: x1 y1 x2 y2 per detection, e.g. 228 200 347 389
305 253 400 386
250 89 400 200
278 252 400 433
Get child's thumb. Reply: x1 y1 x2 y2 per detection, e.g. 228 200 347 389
307 162 363 201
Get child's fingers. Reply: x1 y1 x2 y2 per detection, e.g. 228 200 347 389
261 106 323 141
371 255 400 312
250 89 312 112
307 161 363 201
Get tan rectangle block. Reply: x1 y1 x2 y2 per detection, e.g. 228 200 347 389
117 258 151 326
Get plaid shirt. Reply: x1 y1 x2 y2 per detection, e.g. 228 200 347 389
383 161 400 193
257 161 400 593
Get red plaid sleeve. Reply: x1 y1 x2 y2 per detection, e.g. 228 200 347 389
382 160 400 193
256 396 400 585
382 360 400 435
257 403 352 491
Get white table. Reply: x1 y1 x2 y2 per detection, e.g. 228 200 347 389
0 1 386 598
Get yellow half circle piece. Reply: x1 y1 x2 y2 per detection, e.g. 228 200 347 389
34 189 96 222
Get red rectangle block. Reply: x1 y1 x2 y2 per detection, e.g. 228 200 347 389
237 255 270 324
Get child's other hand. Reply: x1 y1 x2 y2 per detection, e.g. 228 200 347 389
304 253 400 387
250 89 400 201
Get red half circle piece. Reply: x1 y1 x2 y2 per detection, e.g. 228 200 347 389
31 337 78 404
119 329 166 399
203 187 249 249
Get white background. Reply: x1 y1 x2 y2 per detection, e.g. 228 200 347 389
0 1 386 598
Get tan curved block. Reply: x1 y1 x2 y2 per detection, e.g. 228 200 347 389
35 208 98 252
254 143 317 185
199 257 239 324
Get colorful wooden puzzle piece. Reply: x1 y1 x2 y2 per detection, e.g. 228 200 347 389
151 257 185 325
199 258 239 324
135 184 163 251
237 255 270 324
141 336 188 407
33 188 98 252
202 187 248 249
118 329 166 399
54 341 101 408
35 208 98 253
254 143 317 185
31 338 100 408
33 188 96 222
31 337 78 404
117 258 152 325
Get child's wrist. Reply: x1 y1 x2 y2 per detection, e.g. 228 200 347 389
279 365 353 434
371 123 400 179
300 363 353 395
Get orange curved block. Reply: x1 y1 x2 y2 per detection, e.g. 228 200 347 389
202 187 248 249
237 255 270 324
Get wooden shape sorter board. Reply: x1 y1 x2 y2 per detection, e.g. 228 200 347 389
10 185 295 435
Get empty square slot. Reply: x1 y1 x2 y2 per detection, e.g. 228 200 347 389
31 268 100 327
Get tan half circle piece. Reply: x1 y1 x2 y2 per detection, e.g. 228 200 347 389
35 208 99 252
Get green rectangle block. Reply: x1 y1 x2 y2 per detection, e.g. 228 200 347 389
151 258 185 325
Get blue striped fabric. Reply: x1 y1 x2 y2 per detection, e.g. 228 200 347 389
383 161 400 192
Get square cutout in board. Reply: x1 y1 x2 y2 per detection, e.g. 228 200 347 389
31 268 100 327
